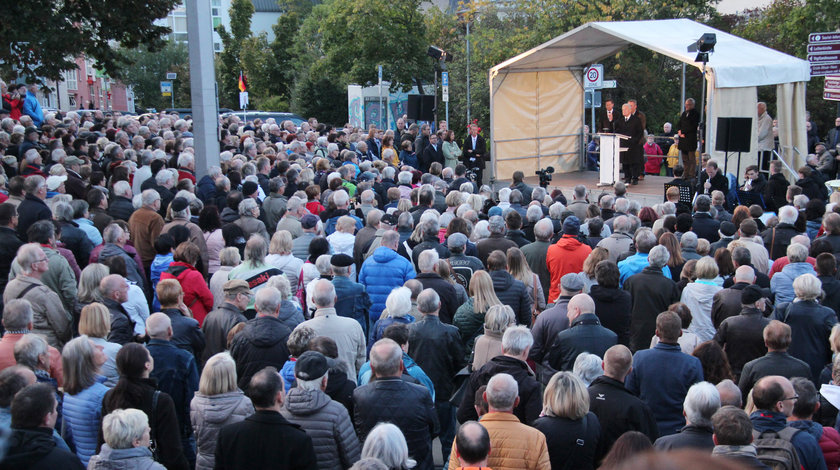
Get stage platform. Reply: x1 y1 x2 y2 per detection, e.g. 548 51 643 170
501 170 671 208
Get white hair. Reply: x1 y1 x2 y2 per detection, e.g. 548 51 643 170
779 205 799 225
501 325 533 356
684 381 720 428
486 373 519 410
385 287 412 318
417 249 439 273
101 409 150 450
113 180 131 197
141 189 160 207
572 353 604 387
398 171 413 184
361 423 416 469
648 245 670 268
177 152 194 168
333 190 349 207
498 187 511 203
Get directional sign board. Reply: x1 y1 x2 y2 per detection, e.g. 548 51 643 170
602 80 617 89
584 65 603 88
810 32 840 43
826 76 840 91
809 44 840 54
825 91 840 101
809 53 840 63
166 72 177 80
160 81 173 96
812 63 840 76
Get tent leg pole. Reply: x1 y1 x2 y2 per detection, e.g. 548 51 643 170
681 63 686 114
698 62 707 185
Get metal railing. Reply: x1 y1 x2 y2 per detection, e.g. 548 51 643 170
772 148 799 181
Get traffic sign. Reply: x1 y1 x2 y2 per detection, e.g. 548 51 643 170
809 43 840 54
378 65 383 82
441 71 449 87
166 72 177 80
812 63 840 76
442 92 449 103
160 81 172 96
239 91 249 109
825 91 840 101
584 64 603 88
602 80 617 89
809 53 840 63
810 32 840 43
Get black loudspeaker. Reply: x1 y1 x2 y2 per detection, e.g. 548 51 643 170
715 117 752 153
407 95 435 122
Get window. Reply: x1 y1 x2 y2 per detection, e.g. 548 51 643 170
214 42 222 51
174 33 188 42
212 7 219 15
211 0 221 5
213 17 221 28
63 69 78 91
173 16 187 33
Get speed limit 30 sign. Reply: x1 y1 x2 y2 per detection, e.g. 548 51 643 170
585 64 603 88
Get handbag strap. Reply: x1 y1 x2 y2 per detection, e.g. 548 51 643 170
770 227 777 259
149 390 160 440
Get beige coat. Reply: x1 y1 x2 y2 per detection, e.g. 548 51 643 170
472 329 504 370
3 275 72 348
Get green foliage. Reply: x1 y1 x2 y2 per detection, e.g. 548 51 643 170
291 72 348 125
117 41 191 111
0 0 179 82
216 0 255 108
258 95 291 111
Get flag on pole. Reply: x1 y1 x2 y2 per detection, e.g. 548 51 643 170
238 71 247 92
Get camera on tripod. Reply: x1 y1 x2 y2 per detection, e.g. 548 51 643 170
466 167 480 182
535 166 554 188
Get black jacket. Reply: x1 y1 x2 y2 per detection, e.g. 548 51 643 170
457 355 542 425
201 302 247 363
58 220 93 269
653 424 714 451
489 270 533 326
738 351 812 398
1 427 84 470
229 315 292 390
420 143 443 173
764 173 790 212
590 285 632 346
505 229 530 248
820 275 840 316
17 193 52 239
215 410 317 470
107 195 135 222
533 412 601 470
696 171 729 196
723 264 771 289
0 226 24 294
714 307 770 378
462 135 487 170
691 212 721 242
408 315 466 402
102 297 135 345
353 377 439 470
547 314 617 372
160 308 206 361
414 273 459 324
774 299 838 384
587 375 659 461
624 266 681 352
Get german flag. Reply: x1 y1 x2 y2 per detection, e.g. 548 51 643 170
238 71 247 92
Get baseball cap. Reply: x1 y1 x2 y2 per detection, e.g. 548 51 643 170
64 155 83 166
46 175 67 191
301 214 320 229
295 351 335 381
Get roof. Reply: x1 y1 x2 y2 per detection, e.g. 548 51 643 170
491 19 810 88
251 0 282 12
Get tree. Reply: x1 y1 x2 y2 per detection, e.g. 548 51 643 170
0 0 179 82
118 42 191 111
216 0 254 108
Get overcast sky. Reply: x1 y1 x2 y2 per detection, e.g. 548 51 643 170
716 0 773 14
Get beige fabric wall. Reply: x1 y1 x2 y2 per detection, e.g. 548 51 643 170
491 70 582 179
776 81 809 170
706 73 759 176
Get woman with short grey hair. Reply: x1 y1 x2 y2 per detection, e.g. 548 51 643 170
88 408 165 470
472 304 515 370
361 422 416 469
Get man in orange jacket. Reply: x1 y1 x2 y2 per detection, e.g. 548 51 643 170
546 216 592 303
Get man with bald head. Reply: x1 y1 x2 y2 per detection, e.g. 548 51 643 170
751 375 827 470
738 320 811 398
716 379 743 408
588 344 658 459
712 265 757 329
145 312 199 466
454 421 491 469
546 294 616 373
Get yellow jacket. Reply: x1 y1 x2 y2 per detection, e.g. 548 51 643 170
447 412 550 470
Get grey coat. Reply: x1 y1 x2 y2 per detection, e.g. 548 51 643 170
234 215 270 243
87 445 165 470
280 387 361 470
190 391 255 470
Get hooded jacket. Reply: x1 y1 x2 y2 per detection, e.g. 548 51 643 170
546 235 592 302
751 410 827 470
358 246 416 321
87 445 165 470
590 285 632 346
190 391 254 470
161 261 214 326
789 419 840 470
229 315 292 390
280 388 361 470
457 355 542 426
2 427 84 470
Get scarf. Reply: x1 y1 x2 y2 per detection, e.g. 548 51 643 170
712 444 757 459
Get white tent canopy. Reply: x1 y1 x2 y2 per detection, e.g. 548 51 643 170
489 18 811 180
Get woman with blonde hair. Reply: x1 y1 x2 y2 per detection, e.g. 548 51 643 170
190 352 254 470
266 230 304 290
452 270 502 353
658 231 685 282
472 304 516 370
75 262 110 328
533 371 601 470
79 302 122 387
680 256 721 342
508 246 546 315
578 247 609 294
61 335 109 466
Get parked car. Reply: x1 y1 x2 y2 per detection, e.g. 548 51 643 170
224 111 306 127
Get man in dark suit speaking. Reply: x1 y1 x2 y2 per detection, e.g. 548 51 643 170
614 103 644 185
462 124 487 184
599 98 616 133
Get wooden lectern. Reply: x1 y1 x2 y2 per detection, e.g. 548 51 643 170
598 133 628 186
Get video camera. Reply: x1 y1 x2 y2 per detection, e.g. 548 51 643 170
535 166 554 188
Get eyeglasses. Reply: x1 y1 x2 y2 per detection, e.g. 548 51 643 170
782 395 800 402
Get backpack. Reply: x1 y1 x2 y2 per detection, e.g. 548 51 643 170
751 427 801 470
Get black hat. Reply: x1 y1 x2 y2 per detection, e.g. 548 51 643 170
170 197 189 212
719 221 737 237
562 215 580 235
24 127 39 137
741 284 764 305
379 213 397 226
294 351 335 381
241 181 259 197
301 214 319 229
330 253 354 267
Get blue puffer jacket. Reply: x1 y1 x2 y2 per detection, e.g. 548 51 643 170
751 410 828 470
62 376 109 466
359 247 416 321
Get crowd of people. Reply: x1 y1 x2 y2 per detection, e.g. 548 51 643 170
3 78 840 470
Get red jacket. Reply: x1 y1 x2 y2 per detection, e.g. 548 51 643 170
160 261 213 326
821 425 840 470
178 168 196 184
546 234 591 303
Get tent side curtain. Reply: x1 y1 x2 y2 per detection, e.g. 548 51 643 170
706 71 759 175
492 70 582 179
776 81 808 171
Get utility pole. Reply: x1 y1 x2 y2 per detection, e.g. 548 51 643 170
186 0 219 177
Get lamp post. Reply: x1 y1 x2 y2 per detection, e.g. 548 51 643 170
457 9 472 127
